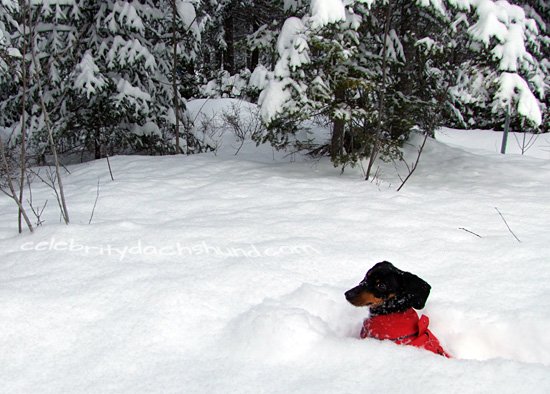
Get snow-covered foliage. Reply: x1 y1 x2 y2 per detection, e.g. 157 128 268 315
0 0 81 149
73 51 106 98
310 0 347 28
495 72 542 124
176 0 201 39
466 0 544 126
106 1 146 33
259 16 310 122
0 0 211 158
257 0 546 158
201 69 253 99
105 36 157 70
257 0 455 167
0 0 547 163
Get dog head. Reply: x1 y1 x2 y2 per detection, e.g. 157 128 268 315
344 261 431 315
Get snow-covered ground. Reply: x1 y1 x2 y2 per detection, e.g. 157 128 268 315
1 101 549 393
435 127 550 159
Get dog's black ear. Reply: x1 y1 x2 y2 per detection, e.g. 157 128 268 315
401 272 431 309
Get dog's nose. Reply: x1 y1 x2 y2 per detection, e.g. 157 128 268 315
345 289 356 301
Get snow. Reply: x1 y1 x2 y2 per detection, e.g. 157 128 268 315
114 78 151 111
447 0 472 11
258 79 292 122
109 1 145 33
387 29 406 61
492 23 529 73
249 64 269 91
7 47 22 58
131 121 161 137
310 0 346 29
259 16 310 122
495 72 543 126
107 36 157 71
470 0 537 56
435 127 550 159
1 100 550 392
416 0 447 16
1 0 18 12
73 51 106 98
460 0 543 125
276 16 309 75
468 0 509 45
176 1 200 38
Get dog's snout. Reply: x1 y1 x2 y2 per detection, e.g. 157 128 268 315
345 287 359 301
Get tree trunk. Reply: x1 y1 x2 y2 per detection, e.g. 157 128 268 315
0 136 34 233
500 109 511 154
94 128 101 160
249 17 260 70
365 0 393 181
29 9 70 224
330 86 346 161
223 12 235 74
172 0 182 154
18 5 29 234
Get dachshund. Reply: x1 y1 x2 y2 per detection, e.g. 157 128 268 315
345 261 450 357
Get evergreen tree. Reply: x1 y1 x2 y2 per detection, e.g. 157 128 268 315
0 0 23 134
256 0 546 173
1 0 547 166
199 0 291 100
446 0 547 133
2 0 210 160
65 0 198 158
257 1 453 171
0 0 81 164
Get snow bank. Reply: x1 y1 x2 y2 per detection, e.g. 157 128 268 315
1 101 550 392
225 284 364 362
435 127 550 159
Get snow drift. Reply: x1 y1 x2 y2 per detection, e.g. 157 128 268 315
1 100 549 393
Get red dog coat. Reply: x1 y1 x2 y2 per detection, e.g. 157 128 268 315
361 308 450 357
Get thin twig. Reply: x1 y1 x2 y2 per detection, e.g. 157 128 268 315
495 207 521 243
106 154 114 181
458 227 482 238
0 136 34 233
26 174 47 226
30 167 65 222
397 132 429 192
88 178 100 225
28 198 47 226
29 9 70 224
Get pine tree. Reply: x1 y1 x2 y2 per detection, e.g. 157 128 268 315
64 1 211 157
447 0 547 133
66 1 170 158
256 1 452 171
256 0 546 173
199 0 291 99
2 0 211 160
0 0 22 131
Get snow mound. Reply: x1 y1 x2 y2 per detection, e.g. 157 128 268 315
225 284 364 362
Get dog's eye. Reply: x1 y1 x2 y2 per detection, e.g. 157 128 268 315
376 282 387 291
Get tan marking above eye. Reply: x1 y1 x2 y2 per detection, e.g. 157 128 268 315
348 291 396 307
356 292 385 307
